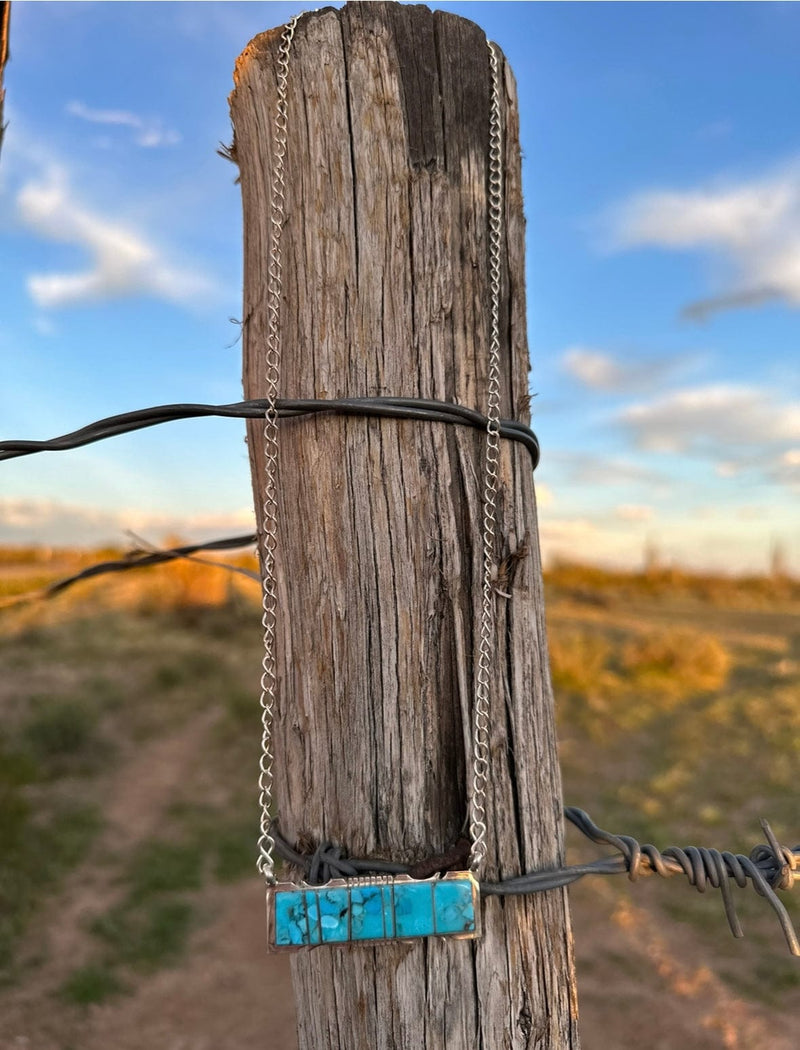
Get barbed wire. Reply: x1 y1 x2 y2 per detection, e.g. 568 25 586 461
0 533 258 609
270 808 800 955
3 397 799 957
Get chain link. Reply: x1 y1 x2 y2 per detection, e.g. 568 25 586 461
258 14 299 885
469 42 504 875
257 19 504 883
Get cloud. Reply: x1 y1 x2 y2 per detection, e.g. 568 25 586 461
16 165 214 308
618 384 800 455
66 100 180 148
768 448 800 488
562 346 689 393
547 450 670 489
537 509 798 574
607 163 800 319
532 482 555 509
615 504 654 523
0 498 256 547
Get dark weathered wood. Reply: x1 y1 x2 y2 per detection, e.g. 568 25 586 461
230 4 580 1047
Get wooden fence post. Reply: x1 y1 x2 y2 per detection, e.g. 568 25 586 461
230 4 580 1047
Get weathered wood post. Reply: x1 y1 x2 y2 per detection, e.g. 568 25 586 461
230 4 580 1047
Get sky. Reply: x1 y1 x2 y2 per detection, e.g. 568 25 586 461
1 1 798 573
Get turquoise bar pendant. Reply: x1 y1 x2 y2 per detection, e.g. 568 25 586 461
268 872 480 950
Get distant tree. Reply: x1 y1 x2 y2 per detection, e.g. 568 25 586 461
770 538 788 580
643 535 662 575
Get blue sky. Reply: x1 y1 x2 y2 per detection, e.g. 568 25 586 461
1 1 798 572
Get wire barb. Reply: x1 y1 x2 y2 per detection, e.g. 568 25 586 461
269 808 800 956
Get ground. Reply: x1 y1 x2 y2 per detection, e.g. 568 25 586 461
1 552 798 1048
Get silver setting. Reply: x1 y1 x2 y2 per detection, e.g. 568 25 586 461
268 872 482 952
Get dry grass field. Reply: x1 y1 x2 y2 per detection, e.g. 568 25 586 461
1 547 798 1049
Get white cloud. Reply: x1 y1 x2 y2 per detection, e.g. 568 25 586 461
537 510 798 575
535 482 555 507
562 346 688 393
66 100 180 148
16 165 214 308
736 505 767 521
768 448 800 487
607 163 800 319
547 450 670 489
618 384 800 455
0 497 255 547
615 504 653 523
715 461 740 479
562 347 628 390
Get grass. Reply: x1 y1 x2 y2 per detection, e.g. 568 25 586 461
0 792 101 974
82 810 254 977
2 549 800 1023
125 839 204 899
22 698 106 775
548 562 800 1008
75 807 255 982
91 899 196 973
0 578 264 981
59 963 127 1006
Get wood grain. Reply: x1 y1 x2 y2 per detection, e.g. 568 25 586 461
230 4 580 1046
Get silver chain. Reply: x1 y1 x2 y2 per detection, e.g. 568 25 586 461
469 42 503 874
257 14 298 885
257 20 504 883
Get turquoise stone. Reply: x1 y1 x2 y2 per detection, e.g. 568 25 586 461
350 885 386 939
274 889 314 946
303 890 322 943
433 878 477 934
394 880 436 937
271 872 479 949
317 887 351 943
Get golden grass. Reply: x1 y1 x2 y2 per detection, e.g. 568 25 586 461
2 548 800 1030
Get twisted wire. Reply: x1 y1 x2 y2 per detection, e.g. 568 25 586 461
269 807 800 955
0 396 539 467
0 534 259 610
258 14 299 885
469 40 504 875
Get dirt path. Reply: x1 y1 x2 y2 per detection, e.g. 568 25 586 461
0 708 224 1049
82 881 296 1050
571 880 796 1050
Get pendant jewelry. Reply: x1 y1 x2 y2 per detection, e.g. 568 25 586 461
268 872 481 950
256 15 504 951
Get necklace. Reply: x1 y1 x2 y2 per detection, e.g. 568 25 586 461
258 14 503 950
